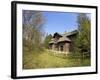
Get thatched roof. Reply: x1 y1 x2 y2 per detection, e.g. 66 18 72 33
58 36 71 42
53 32 62 38
62 30 78 37
49 40 55 44
49 30 77 44
49 39 57 44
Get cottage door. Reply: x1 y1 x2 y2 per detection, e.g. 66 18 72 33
60 46 63 51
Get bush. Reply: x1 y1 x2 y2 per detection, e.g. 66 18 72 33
67 52 81 59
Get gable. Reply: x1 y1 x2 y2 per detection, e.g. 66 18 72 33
53 32 62 38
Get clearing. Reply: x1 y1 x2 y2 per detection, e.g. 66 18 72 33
23 50 90 69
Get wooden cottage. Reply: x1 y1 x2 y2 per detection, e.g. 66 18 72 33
49 30 78 53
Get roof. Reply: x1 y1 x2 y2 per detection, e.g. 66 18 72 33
53 32 62 38
62 30 78 37
49 39 57 44
49 30 77 44
49 40 55 44
58 36 71 42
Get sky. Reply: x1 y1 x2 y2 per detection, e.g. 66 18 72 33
43 11 79 35
23 10 90 36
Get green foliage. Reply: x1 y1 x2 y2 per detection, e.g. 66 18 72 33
67 52 81 59
75 13 91 58
23 11 45 51
23 50 91 69
44 34 52 49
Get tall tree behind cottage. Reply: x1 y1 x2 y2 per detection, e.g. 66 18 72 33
23 10 45 51
75 13 91 59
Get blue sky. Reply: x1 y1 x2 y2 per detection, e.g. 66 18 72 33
43 12 79 35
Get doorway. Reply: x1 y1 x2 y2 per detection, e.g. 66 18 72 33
60 46 63 51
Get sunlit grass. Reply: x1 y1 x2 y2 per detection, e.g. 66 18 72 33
23 50 91 69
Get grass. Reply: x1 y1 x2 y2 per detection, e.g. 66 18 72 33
23 50 91 69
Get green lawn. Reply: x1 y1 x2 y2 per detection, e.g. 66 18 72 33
23 50 91 69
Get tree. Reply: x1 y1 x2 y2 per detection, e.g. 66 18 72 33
44 34 52 49
75 13 91 59
23 10 45 51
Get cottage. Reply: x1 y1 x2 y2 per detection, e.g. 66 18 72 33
49 30 78 53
